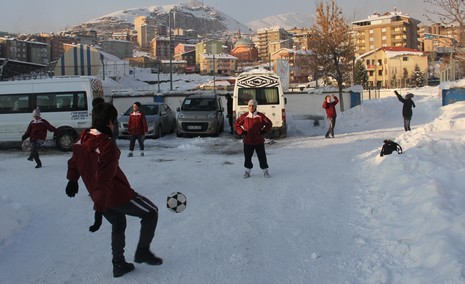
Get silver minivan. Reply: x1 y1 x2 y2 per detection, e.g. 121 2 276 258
176 94 224 137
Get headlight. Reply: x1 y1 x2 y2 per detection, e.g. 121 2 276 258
178 113 184 118
207 113 216 118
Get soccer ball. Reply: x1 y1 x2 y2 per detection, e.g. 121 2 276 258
166 192 187 213
22 140 31 151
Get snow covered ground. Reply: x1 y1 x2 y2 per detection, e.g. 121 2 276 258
1 85 465 283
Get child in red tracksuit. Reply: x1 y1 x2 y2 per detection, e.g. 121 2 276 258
322 95 339 138
22 107 57 168
234 99 273 178
127 101 148 157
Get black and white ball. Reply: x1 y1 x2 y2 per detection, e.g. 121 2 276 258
22 140 31 152
166 192 187 213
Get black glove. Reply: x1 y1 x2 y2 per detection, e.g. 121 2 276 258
89 211 103 232
394 90 400 96
21 134 27 141
65 181 79 197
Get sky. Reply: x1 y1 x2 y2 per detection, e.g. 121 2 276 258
2 0 437 34
2 71 465 282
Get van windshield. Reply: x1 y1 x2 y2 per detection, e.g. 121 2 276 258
182 98 217 111
238 88 279 106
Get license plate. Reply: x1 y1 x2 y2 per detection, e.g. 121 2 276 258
187 125 201 130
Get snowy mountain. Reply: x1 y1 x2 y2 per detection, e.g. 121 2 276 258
68 2 252 37
247 12 313 31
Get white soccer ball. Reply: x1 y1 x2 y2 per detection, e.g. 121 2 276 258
166 192 187 213
22 140 32 152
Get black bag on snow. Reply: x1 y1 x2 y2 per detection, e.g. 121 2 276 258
380 140 402 157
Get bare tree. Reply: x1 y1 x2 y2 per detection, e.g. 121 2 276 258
308 0 355 111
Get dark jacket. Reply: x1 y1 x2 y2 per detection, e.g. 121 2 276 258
395 93 415 118
67 129 137 212
234 111 272 145
128 111 148 136
322 97 339 118
23 118 57 142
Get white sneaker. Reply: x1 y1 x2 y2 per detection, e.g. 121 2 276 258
243 171 250 179
263 169 270 178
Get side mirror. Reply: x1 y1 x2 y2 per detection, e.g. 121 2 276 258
176 107 180 112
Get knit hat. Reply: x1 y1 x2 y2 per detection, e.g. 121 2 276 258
405 93 414 99
248 100 257 106
32 107 41 117
134 101 141 107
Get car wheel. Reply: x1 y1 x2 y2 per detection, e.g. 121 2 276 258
56 131 76 151
155 125 163 139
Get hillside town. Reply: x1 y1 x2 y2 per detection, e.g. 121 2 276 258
0 1 461 93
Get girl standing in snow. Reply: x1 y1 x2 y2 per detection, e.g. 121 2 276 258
21 108 57 168
322 95 339 138
394 90 416 131
127 102 148 157
234 99 273 178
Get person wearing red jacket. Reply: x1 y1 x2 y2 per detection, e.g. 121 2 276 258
21 107 57 168
65 103 162 278
322 95 339 138
234 99 273 178
127 102 148 157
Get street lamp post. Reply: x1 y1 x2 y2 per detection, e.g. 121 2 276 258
169 10 174 91
213 54 216 95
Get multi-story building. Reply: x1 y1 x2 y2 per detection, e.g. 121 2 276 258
198 53 237 76
271 48 313 83
253 27 293 62
0 37 49 65
135 16 158 49
174 43 195 56
195 40 224 65
357 46 427 89
352 10 420 57
101 40 133 59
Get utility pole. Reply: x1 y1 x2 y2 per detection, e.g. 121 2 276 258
169 10 174 91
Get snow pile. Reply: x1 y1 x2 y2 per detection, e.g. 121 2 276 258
1 85 465 283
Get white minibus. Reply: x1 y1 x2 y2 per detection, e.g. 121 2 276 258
0 77 103 151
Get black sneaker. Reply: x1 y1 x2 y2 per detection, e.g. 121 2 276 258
112 259 135 278
27 157 33 161
35 164 42 168
134 248 163 265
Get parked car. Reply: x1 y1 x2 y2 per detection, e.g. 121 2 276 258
176 94 225 137
119 102 176 139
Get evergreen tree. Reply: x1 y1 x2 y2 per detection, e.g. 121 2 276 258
411 64 425 87
353 60 368 88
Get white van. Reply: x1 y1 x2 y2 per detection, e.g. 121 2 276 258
0 77 103 151
233 68 287 138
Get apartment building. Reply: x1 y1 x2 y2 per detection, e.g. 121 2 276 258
357 46 427 89
198 53 237 76
352 10 420 57
135 16 158 49
195 40 224 65
271 48 313 83
0 37 49 65
254 27 293 62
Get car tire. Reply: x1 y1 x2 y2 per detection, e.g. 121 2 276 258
156 125 163 139
56 131 77 151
